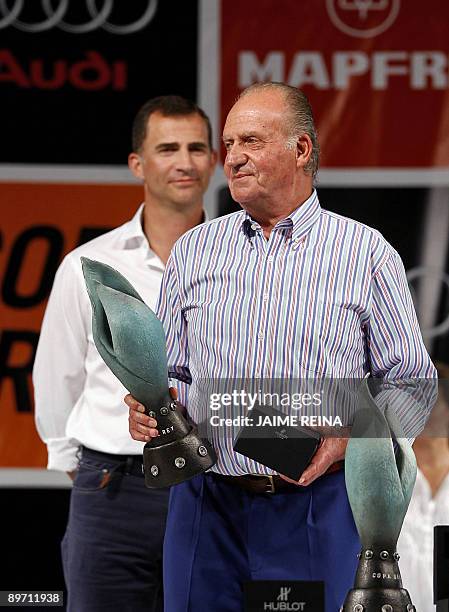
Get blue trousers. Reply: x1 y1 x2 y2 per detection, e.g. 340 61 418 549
62 449 169 612
164 470 359 612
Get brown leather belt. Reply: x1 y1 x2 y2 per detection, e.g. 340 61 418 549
211 461 344 495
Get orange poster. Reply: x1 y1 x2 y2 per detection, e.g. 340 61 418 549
0 182 142 466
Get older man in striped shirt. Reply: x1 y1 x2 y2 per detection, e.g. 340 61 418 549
128 82 436 612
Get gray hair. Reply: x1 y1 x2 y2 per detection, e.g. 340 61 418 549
238 82 320 178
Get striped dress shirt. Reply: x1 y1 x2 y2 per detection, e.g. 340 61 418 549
157 190 436 475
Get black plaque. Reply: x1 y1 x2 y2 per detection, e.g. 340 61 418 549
434 525 449 610
243 580 325 612
233 403 321 481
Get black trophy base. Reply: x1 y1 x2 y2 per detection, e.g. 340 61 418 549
343 587 415 611
342 547 415 612
143 427 217 488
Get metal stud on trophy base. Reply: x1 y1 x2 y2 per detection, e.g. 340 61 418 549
81 257 217 488
342 547 415 612
342 380 417 612
140 392 216 488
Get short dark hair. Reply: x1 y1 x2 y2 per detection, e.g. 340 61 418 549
132 95 213 152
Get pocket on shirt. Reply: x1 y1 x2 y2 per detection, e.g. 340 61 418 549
299 302 364 377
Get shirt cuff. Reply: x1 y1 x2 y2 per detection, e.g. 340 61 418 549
46 438 80 472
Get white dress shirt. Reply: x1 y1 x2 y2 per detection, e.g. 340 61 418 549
33 205 165 472
397 468 449 612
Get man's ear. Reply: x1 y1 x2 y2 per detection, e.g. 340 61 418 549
128 152 144 181
295 134 313 170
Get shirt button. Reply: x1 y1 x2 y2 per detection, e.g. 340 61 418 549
263 293 269 301
258 332 265 340
267 255 274 263
251 223 258 231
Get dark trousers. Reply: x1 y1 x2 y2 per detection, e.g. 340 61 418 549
164 470 360 612
62 448 169 612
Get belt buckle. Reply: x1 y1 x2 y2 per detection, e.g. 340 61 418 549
265 475 275 494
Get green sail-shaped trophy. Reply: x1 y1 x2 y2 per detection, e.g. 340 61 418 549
81 257 217 488
342 379 417 612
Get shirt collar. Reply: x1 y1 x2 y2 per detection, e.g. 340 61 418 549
120 203 147 247
119 204 163 270
242 189 321 242
120 202 209 257
288 189 321 241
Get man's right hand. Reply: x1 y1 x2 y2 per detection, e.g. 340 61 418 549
126 388 182 442
125 395 159 442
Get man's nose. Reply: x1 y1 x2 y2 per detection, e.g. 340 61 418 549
175 148 195 170
225 145 247 170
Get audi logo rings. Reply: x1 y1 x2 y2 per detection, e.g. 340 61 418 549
0 0 158 34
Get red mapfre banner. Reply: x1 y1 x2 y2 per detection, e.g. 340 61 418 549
221 0 449 168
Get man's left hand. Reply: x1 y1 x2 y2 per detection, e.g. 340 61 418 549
278 437 348 487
